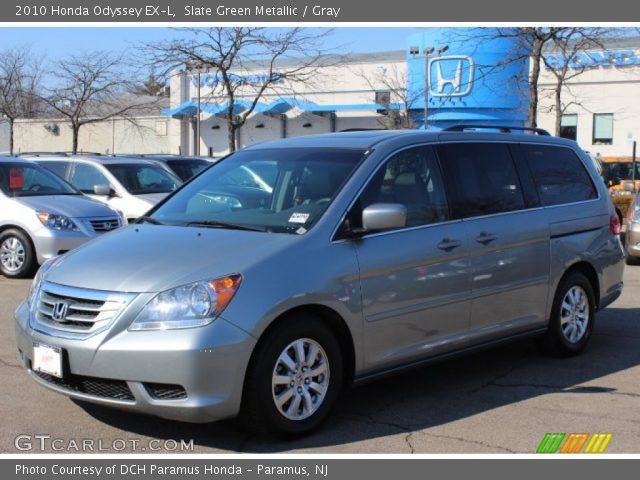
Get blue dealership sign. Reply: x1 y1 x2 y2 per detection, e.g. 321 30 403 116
407 28 531 127
544 49 640 69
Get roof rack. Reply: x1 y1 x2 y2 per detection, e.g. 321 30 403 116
16 152 70 157
442 124 551 136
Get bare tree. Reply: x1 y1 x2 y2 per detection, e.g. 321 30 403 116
38 52 160 154
0 46 42 155
454 27 626 128
458 28 565 127
133 67 167 96
144 28 344 152
541 28 615 135
355 64 418 129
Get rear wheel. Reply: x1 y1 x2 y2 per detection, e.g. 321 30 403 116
0 229 37 278
625 254 640 266
624 236 640 265
541 272 595 356
241 313 343 438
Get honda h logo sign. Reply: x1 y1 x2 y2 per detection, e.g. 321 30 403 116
428 55 475 97
52 301 69 322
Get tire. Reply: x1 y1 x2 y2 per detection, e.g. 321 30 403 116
625 254 640 266
241 312 343 438
541 271 596 357
0 229 37 278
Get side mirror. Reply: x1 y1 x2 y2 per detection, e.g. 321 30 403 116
93 184 111 196
362 203 407 232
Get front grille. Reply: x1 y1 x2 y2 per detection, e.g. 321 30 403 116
145 383 188 400
33 370 135 401
32 281 135 339
89 218 120 233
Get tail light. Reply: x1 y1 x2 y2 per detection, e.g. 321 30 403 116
610 213 621 235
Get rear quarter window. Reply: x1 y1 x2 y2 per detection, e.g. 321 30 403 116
522 145 597 206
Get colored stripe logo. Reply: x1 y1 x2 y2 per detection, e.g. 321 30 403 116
537 433 612 453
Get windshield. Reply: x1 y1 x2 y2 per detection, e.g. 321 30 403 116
603 162 640 183
165 159 210 181
151 147 366 233
105 163 182 194
0 163 79 197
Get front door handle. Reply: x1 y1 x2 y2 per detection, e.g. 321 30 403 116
438 238 462 251
476 232 498 245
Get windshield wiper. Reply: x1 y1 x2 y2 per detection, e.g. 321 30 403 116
135 216 164 225
186 220 267 232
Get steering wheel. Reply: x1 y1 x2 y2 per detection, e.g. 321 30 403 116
315 197 331 205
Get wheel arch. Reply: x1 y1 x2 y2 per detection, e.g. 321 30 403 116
245 304 356 389
559 261 601 309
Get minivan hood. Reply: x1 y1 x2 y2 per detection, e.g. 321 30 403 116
16 195 116 218
46 225 298 293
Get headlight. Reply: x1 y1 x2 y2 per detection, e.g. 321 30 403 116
36 211 78 231
27 256 62 307
129 274 242 331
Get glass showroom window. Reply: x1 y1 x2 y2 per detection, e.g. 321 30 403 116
593 113 614 145
560 114 578 141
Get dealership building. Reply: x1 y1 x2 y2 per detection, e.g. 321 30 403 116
6 29 640 160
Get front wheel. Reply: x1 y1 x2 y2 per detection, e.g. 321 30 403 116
241 313 343 438
0 229 37 278
541 272 595 357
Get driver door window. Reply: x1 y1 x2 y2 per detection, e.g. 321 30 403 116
357 146 450 230
71 163 109 193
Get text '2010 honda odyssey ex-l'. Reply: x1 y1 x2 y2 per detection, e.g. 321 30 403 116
15 126 625 437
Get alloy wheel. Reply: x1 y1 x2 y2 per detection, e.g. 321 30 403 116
271 338 330 421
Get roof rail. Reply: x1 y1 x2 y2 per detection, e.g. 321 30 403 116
442 124 551 136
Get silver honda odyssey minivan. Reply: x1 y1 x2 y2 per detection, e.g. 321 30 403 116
15 127 625 437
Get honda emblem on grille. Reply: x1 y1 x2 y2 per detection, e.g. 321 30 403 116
52 301 70 322
103 221 114 230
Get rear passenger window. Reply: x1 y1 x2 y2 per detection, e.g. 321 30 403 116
522 145 597 206
438 143 525 218
358 146 449 229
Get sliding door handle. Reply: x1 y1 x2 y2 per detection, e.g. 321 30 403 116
437 238 462 251
476 232 498 245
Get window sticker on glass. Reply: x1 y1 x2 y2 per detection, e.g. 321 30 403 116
9 168 24 190
289 213 310 223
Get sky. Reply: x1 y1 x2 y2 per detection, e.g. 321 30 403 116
0 27 423 62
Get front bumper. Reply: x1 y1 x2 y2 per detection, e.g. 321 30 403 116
14 300 256 423
626 221 640 258
32 228 94 265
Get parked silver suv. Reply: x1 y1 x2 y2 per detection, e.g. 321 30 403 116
0 158 124 278
32 155 182 222
14 127 625 437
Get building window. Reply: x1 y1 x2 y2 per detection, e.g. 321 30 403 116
375 90 391 106
593 113 613 145
560 114 577 141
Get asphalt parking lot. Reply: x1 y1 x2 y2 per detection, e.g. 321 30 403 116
1 265 639 454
